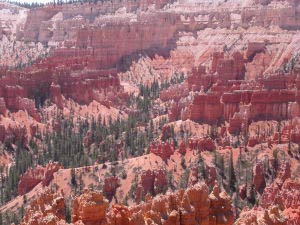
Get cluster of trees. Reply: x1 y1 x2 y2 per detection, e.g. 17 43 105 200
37 82 163 169
6 1 45 8
0 80 167 205
7 0 121 8
0 73 188 221
0 140 33 205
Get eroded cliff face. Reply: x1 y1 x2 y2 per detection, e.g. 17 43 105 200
2 0 300 225
2 0 300 130
0 3 48 68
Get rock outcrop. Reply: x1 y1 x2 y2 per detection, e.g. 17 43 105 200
253 162 266 194
18 162 63 195
150 141 174 162
20 189 66 225
21 183 234 225
72 189 109 224
103 176 120 201
188 138 216 152
136 169 168 201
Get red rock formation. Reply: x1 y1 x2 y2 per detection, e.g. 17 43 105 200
153 169 168 194
246 42 266 61
236 162 300 224
205 165 217 187
136 169 168 200
132 183 234 225
0 98 6 115
0 120 28 146
107 205 133 225
222 91 252 121
50 83 64 109
18 162 63 195
178 142 187 155
235 206 288 225
211 52 224 73
150 141 174 162
209 186 234 225
247 137 260 147
183 92 223 124
21 183 234 225
250 90 295 121
260 162 292 208
72 189 109 224
188 137 216 152
253 162 266 194
262 74 293 90
103 176 120 201
0 124 5 143
16 97 41 122
160 84 189 102
239 184 247 200
20 189 66 225
216 51 245 81
237 162 300 225
187 66 215 92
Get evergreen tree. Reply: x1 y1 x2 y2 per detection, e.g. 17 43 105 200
228 150 237 193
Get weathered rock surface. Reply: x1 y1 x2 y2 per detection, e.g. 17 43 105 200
103 176 120 201
20 189 66 225
22 183 234 225
18 162 63 196
72 189 109 224
136 169 168 202
150 141 174 162
253 162 266 194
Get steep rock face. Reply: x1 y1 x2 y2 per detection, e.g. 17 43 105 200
3 0 300 129
182 92 223 124
76 15 179 70
0 3 48 68
0 53 125 111
21 0 172 43
205 165 218 188
249 90 295 121
222 91 252 121
216 52 246 81
18 162 63 196
178 142 187 155
209 186 234 225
